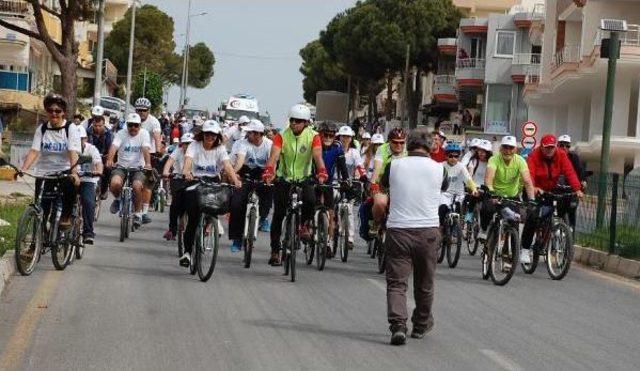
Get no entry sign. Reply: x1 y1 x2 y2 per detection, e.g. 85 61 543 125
521 121 538 137
522 136 537 149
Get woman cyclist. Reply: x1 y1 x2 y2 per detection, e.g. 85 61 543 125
179 121 241 267
162 132 194 241
363 133 384 180
464 139 492 222
337 125 366 250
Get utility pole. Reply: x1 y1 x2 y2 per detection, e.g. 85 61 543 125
402 43 410 128
124 0 137 115
179 0 192 110
142 67 147 97
92 0 106 106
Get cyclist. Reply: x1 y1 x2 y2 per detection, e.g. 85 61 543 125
481 135 536 243
370 128 407 227
262 104 328 266
520 134 584 262
464 139 492 222
19 93 81 229
557 134 586 231
81 105 105 131
86 113 113 200
228 119 273 252
106 113 152 229
78 130 103 245
359 133 385 239
134 97 162 224
224 115 250 151
180 121 242 267
360 132 372 156
439 142 477 227
162 132 194 241
461 138 480 167
430 131 447 163
338 125 366 250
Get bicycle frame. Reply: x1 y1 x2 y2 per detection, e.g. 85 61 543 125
243 181 262 242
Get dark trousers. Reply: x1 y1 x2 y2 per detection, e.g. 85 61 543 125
228 182 273 241
359 199 373 240
557 198 577 230
99 167 111 197
183 189 201 254
386 227 440 332
79 182 96 237
270 178 316 253
35 178 77 220
168 178 187 234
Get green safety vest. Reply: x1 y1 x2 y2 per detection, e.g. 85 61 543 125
276 126 318 181
376 143 407 183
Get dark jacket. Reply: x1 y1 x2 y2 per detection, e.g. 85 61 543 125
87 128 113 157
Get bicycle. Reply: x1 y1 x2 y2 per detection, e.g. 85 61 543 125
521 188 575 280
480 193 525 286
241 178 270 269
113 167 142 242
281 181 305 282
437 194 463 268
154 176 168 213
305 183 335 271
333 180 363 263
463 193 481 256
371 221 387 274
4 160 86 275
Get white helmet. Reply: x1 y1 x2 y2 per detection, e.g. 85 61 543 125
337 125 355 137
243 119 265 133
469 138 480 149
289 104 311 121
371 133 385 144
91 105 105 117
126 113 142 125
202 120 222 134
180 132 194 143
361 132 372 140
238 115 251 125
558 134 571 144
478 139 493 153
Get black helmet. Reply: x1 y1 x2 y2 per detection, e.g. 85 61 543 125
43 93 67 111
317 120 338 133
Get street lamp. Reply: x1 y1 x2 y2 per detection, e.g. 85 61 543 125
595 19 628 234
92 0 106 106
124 0 140 115
179 0 207 109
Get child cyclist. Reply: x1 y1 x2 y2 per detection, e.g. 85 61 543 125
439 142 478 227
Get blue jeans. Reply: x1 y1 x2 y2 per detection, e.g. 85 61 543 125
80 182 96 237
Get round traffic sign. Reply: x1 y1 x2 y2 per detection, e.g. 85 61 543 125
522 136 537 149
521 121 538 137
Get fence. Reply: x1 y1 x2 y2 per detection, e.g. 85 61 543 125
575 172 640 258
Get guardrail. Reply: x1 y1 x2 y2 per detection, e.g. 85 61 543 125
456 58 485 69
0 0 30 15
434 75 456 85
552 45 581 69
513 53 541 65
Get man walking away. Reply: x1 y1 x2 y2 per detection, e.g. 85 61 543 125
380 128 448 346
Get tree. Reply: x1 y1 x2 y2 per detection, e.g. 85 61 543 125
131 70 163 112
186 42 215 89
0 0 95 115
299 40 347 104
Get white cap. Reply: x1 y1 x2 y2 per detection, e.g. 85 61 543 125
172 137 179 144
180 132 194 143
91 105 105 117
337 125 355 137
558 134 571 143
202 120 222 134
371 133 385 144
478 139 493 152
243 119 265 133
126 113 141 124
469 138 480 148
238 115 251 125
362 132 371 139
501 136 517 147
439 131 447 139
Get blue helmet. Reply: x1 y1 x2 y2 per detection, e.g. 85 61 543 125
445 142 462 153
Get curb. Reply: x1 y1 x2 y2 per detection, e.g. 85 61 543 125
574 245 640 279
0 252 16 297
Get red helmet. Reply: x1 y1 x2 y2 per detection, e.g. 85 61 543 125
387 127 406 141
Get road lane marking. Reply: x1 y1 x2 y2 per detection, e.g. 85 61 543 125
0 271 61 371
480 349 522 371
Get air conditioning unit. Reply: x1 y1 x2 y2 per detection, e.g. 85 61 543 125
600 19 628 32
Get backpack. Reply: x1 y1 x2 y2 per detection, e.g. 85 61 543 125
40 121 73 150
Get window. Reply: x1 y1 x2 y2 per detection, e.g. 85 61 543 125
485 84 512 134
470 37 485 59
495 31 516 58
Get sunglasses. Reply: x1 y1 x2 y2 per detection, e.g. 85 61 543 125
136 109 149 113
390 140 405 145
448 153 461 158
127 123 140 128
290 118 306 124
203 132 217 136
46 108 64 114
559 143 571 148
323 132 336 137
502 145 516 150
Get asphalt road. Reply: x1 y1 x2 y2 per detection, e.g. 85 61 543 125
1 208 640 371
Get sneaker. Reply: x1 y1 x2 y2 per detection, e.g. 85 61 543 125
110 199 120 214
83 236 94 245
520 249 532 264
299 224 311 242
411 322 433 339
141 214 152 224
133 215 142 228
179 252 191 267
163 230 175 241
268 251 281 266
390 330 407 346
231 239 242 253
258 217 271 232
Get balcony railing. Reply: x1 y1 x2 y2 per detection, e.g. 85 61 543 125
512 53 541 65
434 75 456 85
0 0 30 16
456 58 485 69
525 66 541 84
552 45 581 69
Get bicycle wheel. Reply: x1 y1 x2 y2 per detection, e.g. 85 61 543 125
546 221 573 280
244 208 257 269
159 191 166 213
437 223 447 264
446 219 462 268
489 225 519 286
197 216 219 282
339 208 349 263
14 206 42 276
51 226 73 271
281 216 291 275
119 198 127 243
376 232 386 274
73 206 84 260
467 220 479 256
290 213 299 283
315 211 329 271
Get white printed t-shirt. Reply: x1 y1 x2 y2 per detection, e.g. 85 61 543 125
141 114 162 154
233 137 272 169
112 129 151 168
30 121 81 174
185 142 230 177
80 143 102 184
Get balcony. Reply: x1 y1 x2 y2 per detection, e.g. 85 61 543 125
552 45 581 70
460 17 488 34
433 75 457 104
0 0 30 17
513 3 545 28
511 53 541 83
437 38 457 56
455 58 485 88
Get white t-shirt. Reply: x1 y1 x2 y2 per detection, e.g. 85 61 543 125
185 141 230 177
80 143 102 184
233 137 272 169
461 150 474 168
169 148 187 175
224 125 245 151
141 114 161 154
30 121 81 174
442 161 474 202
112 129 151 168
344 147 364 178
73 124 87 139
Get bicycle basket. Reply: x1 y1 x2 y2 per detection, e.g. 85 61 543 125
197 184 232 215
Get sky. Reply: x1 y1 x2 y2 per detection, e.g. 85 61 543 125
145 0 356 126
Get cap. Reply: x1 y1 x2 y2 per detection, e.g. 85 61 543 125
238 115 251 125
337 125 355 137
439 131 447 140
201 120 222 134
180 133 194 143
243 119 265 133
361 132 372 140
469 138 480 148
501 136 517 147
91 105 105 117
558 134 571 143
478 139 493 152
541 134 557 147
371 133 385 144
126 113 141 125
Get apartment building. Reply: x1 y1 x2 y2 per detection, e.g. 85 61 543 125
525 0 640 172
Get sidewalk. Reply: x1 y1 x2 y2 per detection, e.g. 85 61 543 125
0 178 34 200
